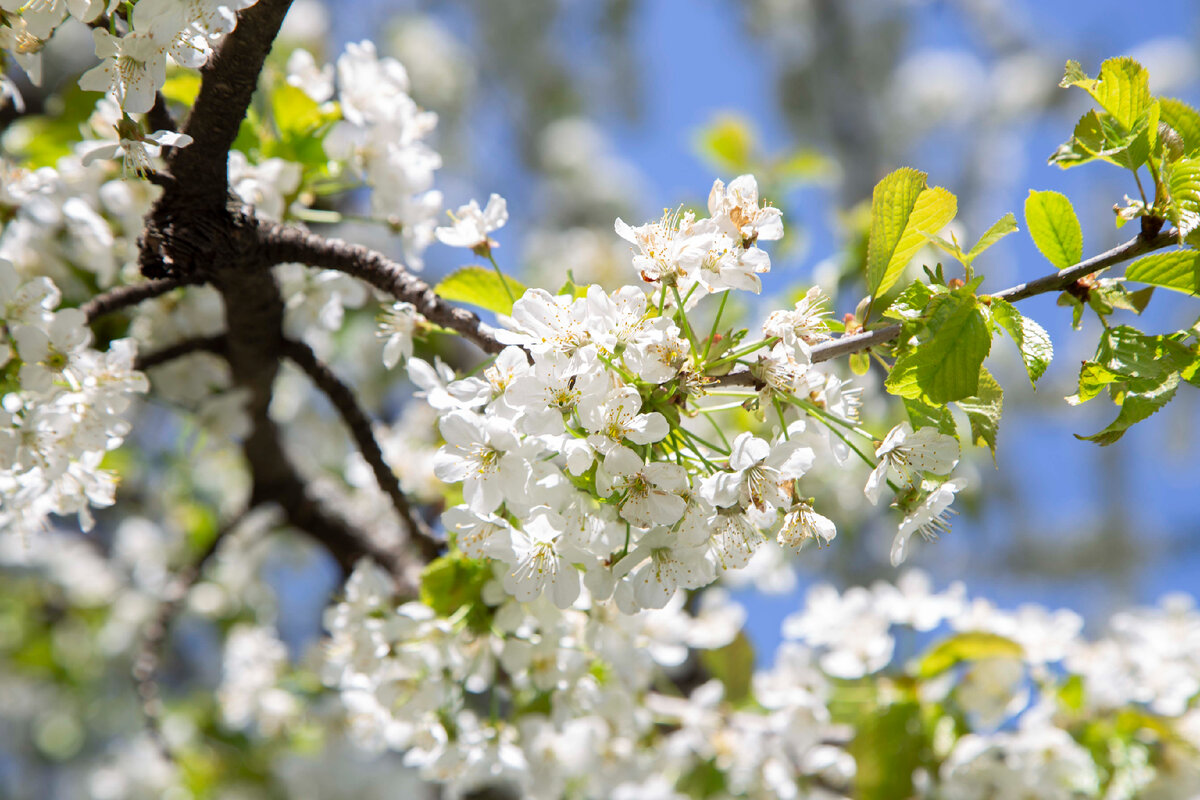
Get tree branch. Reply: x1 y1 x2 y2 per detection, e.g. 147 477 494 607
257 222 507 355
281 337 441 562
806 229 1178 364
168 0 294 206
135 334 228 371
81 277 200 323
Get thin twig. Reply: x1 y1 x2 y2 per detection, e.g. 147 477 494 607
131 508 250 765
81 277 200 323
135 334 228 371
280 338 441 561
257 222 506 354
806 229 1177 364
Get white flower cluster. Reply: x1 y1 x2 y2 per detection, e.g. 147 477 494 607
0 260 148 536
311 41 444 269
321 564 1200 799
387 175 966 612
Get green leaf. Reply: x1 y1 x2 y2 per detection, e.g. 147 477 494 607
271 84 325 137
699 632 755 705
435 266 528 316
904 397 958 439
849 351 871 375
160 72 202 107
955 368 1003 456
965 212 1019 261
1062 57 1151 132
695 114 755 172
886 291 992 404
917 632 1024 679
883 281 936 321
1077 372 1180 446
1159 97 1200 156
990 298 1053 385
1067 326 1199 445
1025 190 1083 269
849 702 929 800
866 170 957 297
420 554 493 633
1125 250 1200 295
885 187 958 297
1166 156 1200 236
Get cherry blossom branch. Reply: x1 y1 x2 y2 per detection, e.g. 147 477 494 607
81 276 200 323
132 507 250 765
135 334 228 371
257 222 507 354
168 0 294 205
281 337 441 562
807 228 1178 364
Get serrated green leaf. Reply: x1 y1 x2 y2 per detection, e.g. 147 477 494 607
435 266 527 316
1068 325 1198 444
1060 60 1088 88
965 213 1019 261
1077 372 1180 446
1063 57 1150 132
1166 156 1200 236
990 298 1053 385
1160 97 1200 156
917 632 1024 679
903 397 958 439
1125 250 1200 295
1068 361 1123 405
699 631 755 705
866 168 928 296
883 281 935 321
883 186 958 297
955 368 1003 456
886 291 992 404
866 171 958 298
696 114 755 172
1025 190 1083 269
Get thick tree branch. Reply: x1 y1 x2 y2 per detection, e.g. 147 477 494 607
146 91 177 134
168 0 294 206
807 229 1178 364
257 222 507 355
81 277 200 323
135 334 228 371
281 337 441 562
